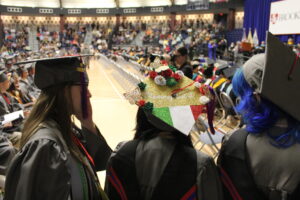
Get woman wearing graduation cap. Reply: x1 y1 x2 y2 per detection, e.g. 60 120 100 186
218 33 300 199
4 56 112 200
105 66 223 199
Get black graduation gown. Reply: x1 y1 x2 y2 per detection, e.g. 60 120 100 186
0 92 23 116
218 127 300 199
0 135 16 175
4 120 112 200
19 79 40 100
105 132 223 200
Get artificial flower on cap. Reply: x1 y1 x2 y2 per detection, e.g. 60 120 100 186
124 66 216 135
15 55 92 119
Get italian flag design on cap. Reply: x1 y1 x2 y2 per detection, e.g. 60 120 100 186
153 105 204 135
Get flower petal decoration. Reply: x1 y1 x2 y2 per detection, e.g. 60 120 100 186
173 73 182 81
143 102 154 112
149 71 158 79
138 100 146 107
169 65 177 72
199 95 211 105
175 70 184 77
161 68 173 78
138 82 147 91
194 82 201 88
166 77 178 87
154 75 167 86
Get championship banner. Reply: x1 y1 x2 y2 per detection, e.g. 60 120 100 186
269 0 300 35
186 0 209 11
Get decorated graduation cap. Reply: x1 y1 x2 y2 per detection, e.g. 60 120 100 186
15 55 92 119
243 32 300 121
125 65 216 135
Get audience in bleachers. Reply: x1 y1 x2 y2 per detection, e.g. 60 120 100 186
0 14 300 199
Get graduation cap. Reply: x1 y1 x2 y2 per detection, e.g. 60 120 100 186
15 55 91 88
124 66 216 136
4 55 16 62
215 63 229 75
206 58 215 66
223 67 238 80
215 63 238 79
242 32 300 121
15 55 92 119
0 70 8 83
0 63 5 71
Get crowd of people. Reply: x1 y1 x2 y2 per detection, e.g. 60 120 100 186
0 15 300 200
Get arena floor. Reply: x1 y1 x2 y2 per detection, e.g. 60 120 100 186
87 58 138 186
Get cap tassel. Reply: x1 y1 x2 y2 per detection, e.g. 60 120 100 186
80 72 88 119
199 86 215 134
79 57 88 119
206 87 216 134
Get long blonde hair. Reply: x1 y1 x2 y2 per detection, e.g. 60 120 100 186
21 83 85 163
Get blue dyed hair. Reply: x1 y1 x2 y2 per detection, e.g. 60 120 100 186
232 69 300 148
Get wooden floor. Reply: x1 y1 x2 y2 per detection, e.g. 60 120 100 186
87 58 138 186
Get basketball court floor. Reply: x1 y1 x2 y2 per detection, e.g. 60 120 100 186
87 58 138 186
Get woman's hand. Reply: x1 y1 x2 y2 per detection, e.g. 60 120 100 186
80 93 97 134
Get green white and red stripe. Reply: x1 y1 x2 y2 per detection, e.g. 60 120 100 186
152 105 204 135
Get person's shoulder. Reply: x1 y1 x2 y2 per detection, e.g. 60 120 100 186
194 148 215 167
21 122 66 156
111 140 138 157
224 128 248 144
220 128 249 158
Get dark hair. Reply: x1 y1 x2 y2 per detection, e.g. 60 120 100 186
192 64 199 70
22 84 85 163
203 66 214 79
134 108 193 146
177 47 188 56
134 108 157 139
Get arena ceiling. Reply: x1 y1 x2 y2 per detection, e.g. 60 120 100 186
0 0 188 8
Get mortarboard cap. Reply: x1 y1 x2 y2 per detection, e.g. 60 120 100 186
242 32 300 121
124 66 216 135
0 63 5 71
206 58 215 66
223 66 238 80
0 70 8 83
215 63 229 75
16 55 92 119
4 55 16 62
15 55 91 89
